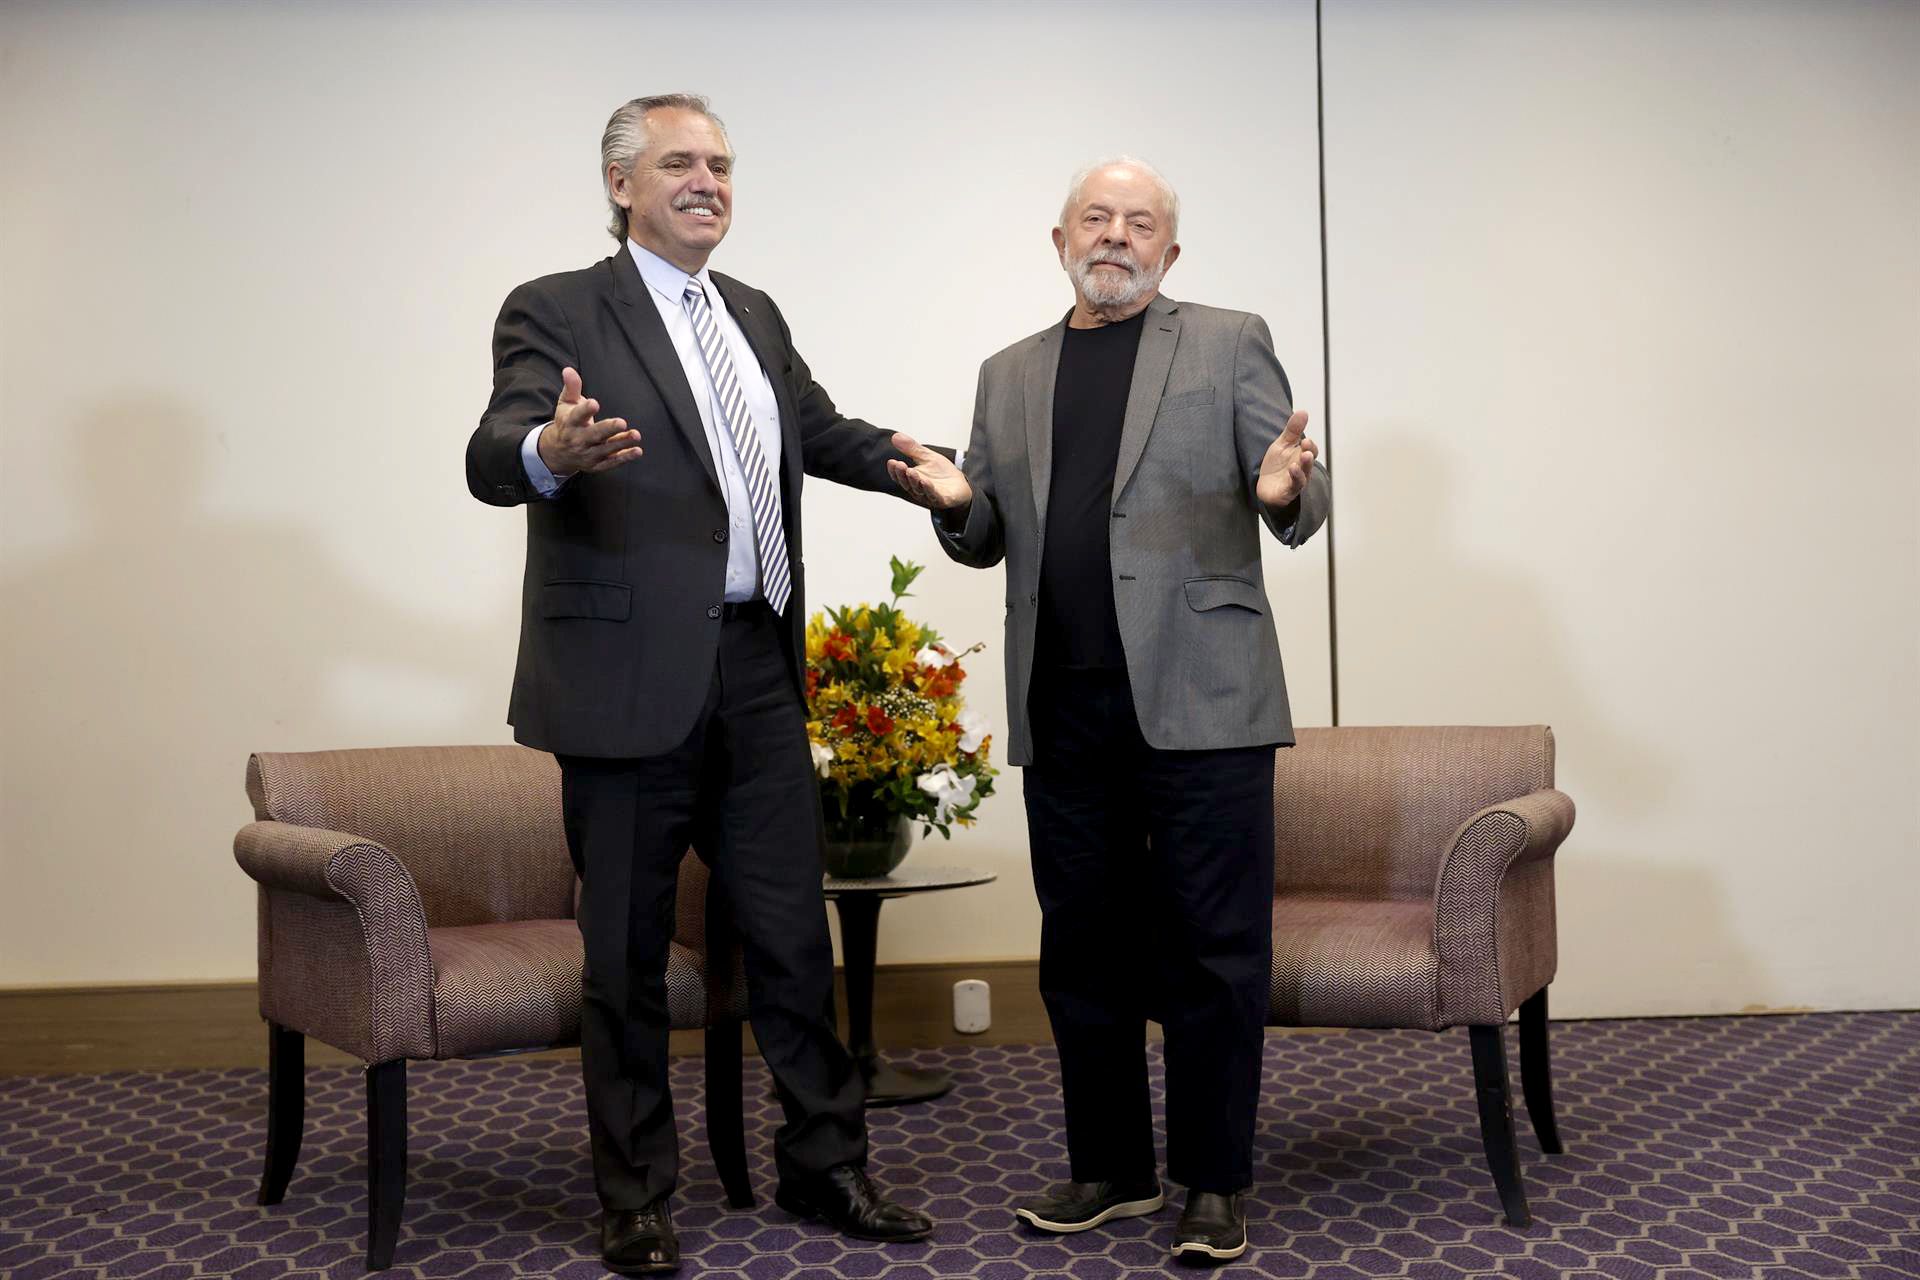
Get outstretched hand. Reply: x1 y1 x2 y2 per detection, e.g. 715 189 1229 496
887 432 973 511
537 367 643 476
1256 409 1318 509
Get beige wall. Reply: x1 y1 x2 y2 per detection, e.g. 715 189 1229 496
1321 1 1920 1016
0 0 1326 985
2 2 1914 1015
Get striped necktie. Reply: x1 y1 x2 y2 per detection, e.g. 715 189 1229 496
682 277 791 615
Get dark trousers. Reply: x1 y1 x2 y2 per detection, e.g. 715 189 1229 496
1024 666 1275 1194
559 604 866 1210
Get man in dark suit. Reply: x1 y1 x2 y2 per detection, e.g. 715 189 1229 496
893 157 1331 1262
466 94 961 1274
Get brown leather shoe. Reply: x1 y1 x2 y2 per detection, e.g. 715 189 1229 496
775 1164 934 1242
601 1199 679 1274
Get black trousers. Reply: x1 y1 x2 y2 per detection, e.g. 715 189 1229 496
558 604 866 1210
1024 666 1275 1194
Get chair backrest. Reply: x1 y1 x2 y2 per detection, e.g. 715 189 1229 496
246 744 575 928
1273 725 1555 900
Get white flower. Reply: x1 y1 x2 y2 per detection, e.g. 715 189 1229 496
915 764 978 824
810 741 834 778
915 644 955 668
956 707 989 754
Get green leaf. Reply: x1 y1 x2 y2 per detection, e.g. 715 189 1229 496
889 556 924 603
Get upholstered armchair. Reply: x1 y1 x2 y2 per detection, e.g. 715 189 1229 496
1269 725 1576 1226
233 745 750 1271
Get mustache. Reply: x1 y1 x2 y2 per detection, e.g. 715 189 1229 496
1081 248 1140 274
673 194 725 212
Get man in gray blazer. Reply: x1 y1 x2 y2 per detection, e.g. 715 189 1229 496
892 157 1330 1262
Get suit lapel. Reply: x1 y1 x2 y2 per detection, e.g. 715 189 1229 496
711 273 803 514
1024 320 1064 532
603 251 721 495
1113 294 1180 499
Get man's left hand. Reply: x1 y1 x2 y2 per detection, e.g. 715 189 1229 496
888 433 973 510
1256 410 1319 509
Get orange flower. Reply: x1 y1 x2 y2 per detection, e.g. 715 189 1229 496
865 706 894 736
831 706 859 733
824 631 856 662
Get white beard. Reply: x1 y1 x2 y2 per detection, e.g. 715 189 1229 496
1068 246 1168 310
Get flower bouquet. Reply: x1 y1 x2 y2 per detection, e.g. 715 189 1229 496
804 557 997 877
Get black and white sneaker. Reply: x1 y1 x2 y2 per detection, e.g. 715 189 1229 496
1013 1178 1165 1233
1171 1191 1246 1263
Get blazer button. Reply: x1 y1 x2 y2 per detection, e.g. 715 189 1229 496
1028 592 1038 605
707 604 722 619
713 529 727 542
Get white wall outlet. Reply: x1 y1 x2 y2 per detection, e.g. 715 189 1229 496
952 979 991 1034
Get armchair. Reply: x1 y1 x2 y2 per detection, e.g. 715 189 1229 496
1269 725 1576 1226
233 745 750 1270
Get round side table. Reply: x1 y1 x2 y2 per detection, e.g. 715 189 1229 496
821 865 996 1106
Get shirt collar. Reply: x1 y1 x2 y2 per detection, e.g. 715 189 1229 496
627 239 716 308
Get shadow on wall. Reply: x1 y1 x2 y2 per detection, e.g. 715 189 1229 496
1 397 508 888
1558 855 1765 1016
1333 431 1762 1014
1336 431 1668 810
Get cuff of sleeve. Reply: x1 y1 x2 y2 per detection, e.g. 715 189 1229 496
520 422 568 495
1267 495 1303 541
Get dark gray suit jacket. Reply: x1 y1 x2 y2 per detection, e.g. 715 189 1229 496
467 251 909 758
935 293 1332 766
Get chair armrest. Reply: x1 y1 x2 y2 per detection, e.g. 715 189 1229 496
234 820 435 1061
1430 789 1576 1026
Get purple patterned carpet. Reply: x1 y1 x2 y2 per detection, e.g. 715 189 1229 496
2 1012 1916 1278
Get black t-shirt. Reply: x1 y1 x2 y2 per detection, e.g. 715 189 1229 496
1035 310 1146 671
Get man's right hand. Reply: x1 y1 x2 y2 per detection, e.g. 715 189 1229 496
538 367 643 476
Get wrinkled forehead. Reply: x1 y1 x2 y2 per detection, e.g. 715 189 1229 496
642 107 734 164
1073 167 1171 224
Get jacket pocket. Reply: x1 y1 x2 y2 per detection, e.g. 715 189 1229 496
1159 387 1216 412
540 579 632 621
1183 575 1266 615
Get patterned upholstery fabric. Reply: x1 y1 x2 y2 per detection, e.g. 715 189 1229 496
1433 789 1574 1027
1274 725 1556 900
237 821 435 1063
429 920 584 1060
1269 726 1574 1031
246 746 575 928
1269 896 1437 1028
235 746 749 1064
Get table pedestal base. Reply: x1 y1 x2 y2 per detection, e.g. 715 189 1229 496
859 1058 952 1107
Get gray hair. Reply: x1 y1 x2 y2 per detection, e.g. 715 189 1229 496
1058 155 1180 242
601 93 732 241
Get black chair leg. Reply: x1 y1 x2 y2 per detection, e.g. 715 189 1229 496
1468 1025 1532 1228
258 1022 305 1205
366 1059 407 1271
705 1020 754 1208
1518 987 1566 1155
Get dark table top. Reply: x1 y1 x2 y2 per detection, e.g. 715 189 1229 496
820 866 998 898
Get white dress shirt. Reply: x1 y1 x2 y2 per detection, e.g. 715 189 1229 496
521 240 785 602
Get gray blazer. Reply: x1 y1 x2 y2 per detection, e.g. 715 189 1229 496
935 293 1331 766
